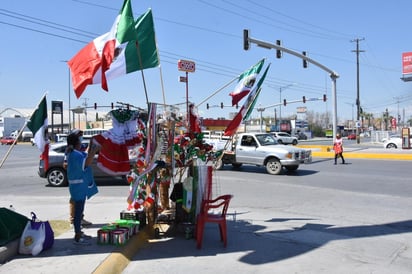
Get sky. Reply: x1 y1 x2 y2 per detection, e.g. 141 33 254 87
1 0 412 126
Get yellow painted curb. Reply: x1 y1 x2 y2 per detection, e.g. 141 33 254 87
297 145 332 152
92 227 151 274
311 151 412 160
297 145 412 160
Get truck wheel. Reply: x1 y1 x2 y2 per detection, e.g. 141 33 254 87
232 163 242 168
266 158 282 175
213 159 224 170
285 165 298 171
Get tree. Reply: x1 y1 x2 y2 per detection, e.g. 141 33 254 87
363 112 373 129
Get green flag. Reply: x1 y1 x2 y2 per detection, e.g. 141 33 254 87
27 95 48 153
224 63 271 136
243 64 271 121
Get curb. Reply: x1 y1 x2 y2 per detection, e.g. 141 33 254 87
298 145 412 161
92 227 151 274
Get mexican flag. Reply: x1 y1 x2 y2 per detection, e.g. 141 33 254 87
229 59 264 106
27 95 49 170
105 9 159 81
224 64 271 136
68 0 137 98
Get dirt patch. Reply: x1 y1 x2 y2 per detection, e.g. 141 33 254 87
49 220 71 237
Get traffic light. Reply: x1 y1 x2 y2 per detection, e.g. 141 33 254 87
276 40 282 58
243 29 250 51
302 96 306 103
111 102 114 109
94 103 97 109
323 94 327 102
206 103 209 109
221 102 224 109
302 51 308 68
283 99 287 106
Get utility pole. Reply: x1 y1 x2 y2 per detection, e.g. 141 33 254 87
351 38 365 144
394 96 400 131
82 98 89 129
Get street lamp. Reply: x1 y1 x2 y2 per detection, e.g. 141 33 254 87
257 105 265 132
61 60 71 131
277 83 296 128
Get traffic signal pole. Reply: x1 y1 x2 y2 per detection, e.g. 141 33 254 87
243 30 340 139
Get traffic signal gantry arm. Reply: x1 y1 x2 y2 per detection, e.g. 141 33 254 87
243 29 338 139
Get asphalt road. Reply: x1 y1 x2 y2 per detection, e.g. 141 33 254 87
1 141 410 200
1 143 412 273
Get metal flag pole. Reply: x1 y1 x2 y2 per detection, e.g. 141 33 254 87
196 77 237 108
135 40 150 107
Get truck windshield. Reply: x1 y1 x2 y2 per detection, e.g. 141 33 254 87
255 134 278 146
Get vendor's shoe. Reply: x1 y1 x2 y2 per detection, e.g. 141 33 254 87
81 219 93 227
80 232 92 239
73 237 91 245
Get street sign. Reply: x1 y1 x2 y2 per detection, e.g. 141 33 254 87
179 76 187 82
52 101 63 114
178 59 196 72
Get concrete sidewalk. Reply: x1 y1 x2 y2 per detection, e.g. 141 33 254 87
2 206 412 274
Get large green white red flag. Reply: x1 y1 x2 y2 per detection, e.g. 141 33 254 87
68 0 136 98
105 9 159 80
229 59 264 106
224 63 271 136
27 95 49 170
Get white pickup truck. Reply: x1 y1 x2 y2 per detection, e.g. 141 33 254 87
214 132 312 175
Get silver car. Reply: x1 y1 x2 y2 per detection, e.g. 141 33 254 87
38 141 132 187
271 132 298 145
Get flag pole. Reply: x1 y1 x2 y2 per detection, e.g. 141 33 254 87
0 92 48 169
196 77 237 108
152 20 166 109
134 40 150 107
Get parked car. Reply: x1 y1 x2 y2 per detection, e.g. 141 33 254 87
0 136 17 145
271 132 298 145
347 133 356 140
38 140 134 187
381 134 400 143
383 136 412 149
359 132 370 138
294 132 307 140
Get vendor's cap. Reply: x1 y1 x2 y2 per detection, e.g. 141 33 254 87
70 129 83 136
67 133 80 146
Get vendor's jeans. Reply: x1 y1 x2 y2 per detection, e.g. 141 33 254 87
73 199 86 238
